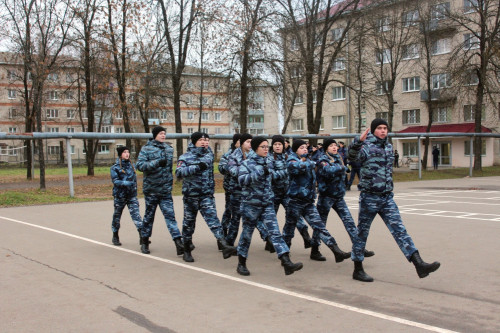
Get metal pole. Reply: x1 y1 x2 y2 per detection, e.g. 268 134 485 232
418 136 422 179
469 137 474 177
66 138 74 197
30 140 35 178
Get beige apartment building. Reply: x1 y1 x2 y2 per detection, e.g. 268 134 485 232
282 0 500 166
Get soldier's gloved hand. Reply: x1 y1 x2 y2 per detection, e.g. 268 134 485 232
199 162 208 171
345 167 351 173
158 158 167 167
262 165 270 176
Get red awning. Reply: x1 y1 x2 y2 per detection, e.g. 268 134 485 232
397 123 492 133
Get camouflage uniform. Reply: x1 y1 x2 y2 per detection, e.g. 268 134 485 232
218 148 234 234
237 151 289 258
176 143 225 242
316 152 359 244
226 147 268 246
110 158 143 233
348 133 417 262
136 139 181 239
283 152 339 248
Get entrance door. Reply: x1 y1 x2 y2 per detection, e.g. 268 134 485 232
433 142 451 166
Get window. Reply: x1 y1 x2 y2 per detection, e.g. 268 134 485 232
463 33 480 50
291 66 302 78
375 49 391 64
294 92 304 104
115 111 122 119
187 128 194 134
48 91 59 101
333 58 345 71
292 118 304 131
403 142 418 157
403 9 419 27
214 81 221 89
8 127 17 133
432 73 451 89
215 128 221 134
354 117 366 129
7 70 17 80
98 145 110 154
463 0 479 14
201 97 209 105
101 126 112 133
48 146 60 155
67 127 75 133
319 117 324 130
464 70 479 85
130 111 138 120
9 108 17 119
161 111 168 120
403 109 420 124
431 38 451 55
432 106 451 123
201 128 209 134
290 38 299 51
201 112 209 121
431 2 450 21
402 44 420 60
376 81 390 95
214 97 221 106
8 89 16 99
214 112 221 121
48 73 59 81
70 145 75 154
115 127 124 133
65 90 74 100
46 109 59 118
331 27 344 42
187 112 194 120
200 81 209 89
48 127 59 133
312 90 317 103
332 115 345 129
332 86 346 100
66 73 73 83
186 80 193 89
403 76 420 92
464 139 486 156
463 105 485 121
375 112 389 121
377 17 391 32
186 95 193 105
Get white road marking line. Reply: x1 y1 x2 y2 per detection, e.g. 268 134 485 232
0 215 457 333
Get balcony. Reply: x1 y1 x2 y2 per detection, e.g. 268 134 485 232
248 109 264 115
423 19 456 36
420 89 456 103
148 118 160 126
247 122 264 130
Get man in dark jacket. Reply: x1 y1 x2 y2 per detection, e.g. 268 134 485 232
136 126 183 255
348 119 440 282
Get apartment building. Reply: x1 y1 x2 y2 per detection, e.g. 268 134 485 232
282 0 500 166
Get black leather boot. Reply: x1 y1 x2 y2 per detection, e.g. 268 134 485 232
280 253 303 275
183 240 194 262
310 245 326 261
353 261 373 282
112 231 121 246
264 237 276 253
237 255 250 276
410 251 440 278
141 237 150 254
299 228 312 249
364 249 375 257
329 243 351 263
174 237 184 255
218 239 237 259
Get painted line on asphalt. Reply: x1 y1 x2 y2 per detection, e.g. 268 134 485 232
0 215 457 333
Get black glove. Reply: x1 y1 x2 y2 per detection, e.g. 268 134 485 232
158 158 167 167
199 162 208 171
262 166 270 176
345 166 351 173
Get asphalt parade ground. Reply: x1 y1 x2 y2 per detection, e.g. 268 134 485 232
1 176 499 333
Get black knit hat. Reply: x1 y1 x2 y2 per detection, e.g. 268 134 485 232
370 118 389 134
323 138 337 150
292 139 307 153
271 135 285 147
251 136 268 152
232 133 242 146
117 146 129 158
191 132 204 145
152 126 166 139
239 133 253 146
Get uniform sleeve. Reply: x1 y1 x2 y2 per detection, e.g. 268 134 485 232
317 160 344 179
110 165 132 187
228 154 239 177
218 152 229 175
288 157 313 176
347 137 367 164
175 157 199 178
238 162 261 186
136 148 160 172
270 158 287 181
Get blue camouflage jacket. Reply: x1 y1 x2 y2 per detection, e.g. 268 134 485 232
287 152 317 202
316 152 347 198
347 133 394 194
136 139 174 196
175 143 214 197
110 158 138 199
227 147 248 193
218 147 233 191
267 152 289 196
238 151 274 207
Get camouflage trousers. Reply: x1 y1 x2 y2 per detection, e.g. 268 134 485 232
273 193 309 233
316 195 358 245
237 202 290 258
353 192 417 262
226 192 268 246
182 195 224 242
112 196 143 233
142 194 181 240
221 191 232 234
283 198 338 248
